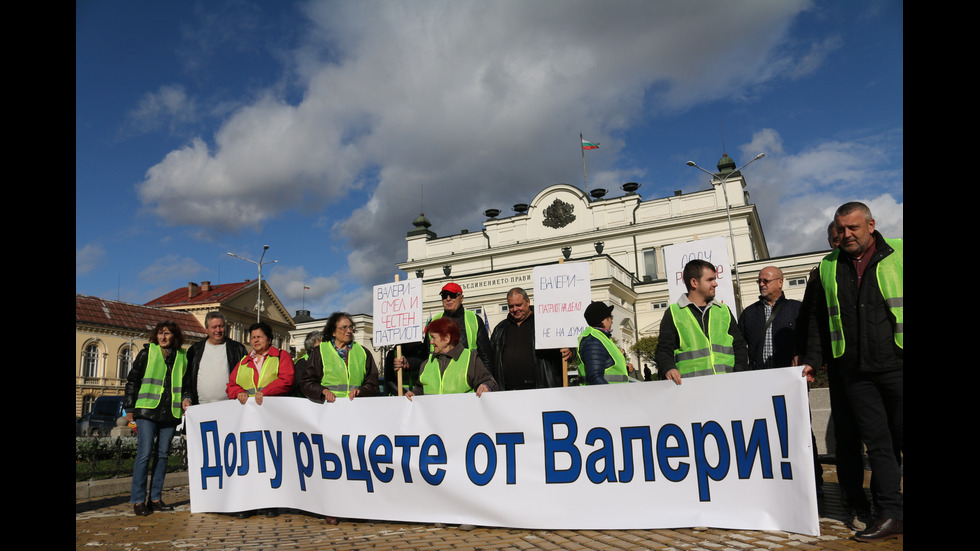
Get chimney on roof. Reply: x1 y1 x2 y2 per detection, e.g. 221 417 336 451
201 281 212 292
188 282 200 298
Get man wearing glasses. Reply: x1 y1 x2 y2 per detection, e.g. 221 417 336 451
394 282 495 380
738 266 801 371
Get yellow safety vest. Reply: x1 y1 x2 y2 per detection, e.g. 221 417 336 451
576 327 629 384
419 349 474 394
319 342 368 398
669 303 735 378
820 238 904 358
235 351 281 395
431 310 478 352
135 344 186 419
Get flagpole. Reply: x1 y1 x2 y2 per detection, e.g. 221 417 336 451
580 132 588 193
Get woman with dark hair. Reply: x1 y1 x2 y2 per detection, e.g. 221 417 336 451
300 312 379 404
124 320 187 516
576 302 633 385
405 316 498 400
227 321 295 405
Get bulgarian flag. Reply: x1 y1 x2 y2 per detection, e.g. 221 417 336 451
581 137 599 150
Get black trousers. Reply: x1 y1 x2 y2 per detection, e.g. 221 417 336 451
828 365 870 510
841 367 903 520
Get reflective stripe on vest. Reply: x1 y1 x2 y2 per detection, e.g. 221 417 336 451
235 351 281 395
420 349 474 394
669 303 735 378
431 311 478 352
820 238 904 358
319 342 368 398
575 327 629 385
135 344 186 419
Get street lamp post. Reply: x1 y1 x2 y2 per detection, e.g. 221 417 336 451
227 245 278 323
685 153 765 314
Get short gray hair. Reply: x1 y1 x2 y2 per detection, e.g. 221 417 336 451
204 311 226 326
507 287 529 302
304 330 323 352
835 201 872 222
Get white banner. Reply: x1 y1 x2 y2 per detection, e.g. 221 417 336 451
372 279 424 346
185 367 818 535
532 262 591 349
663 237 737 316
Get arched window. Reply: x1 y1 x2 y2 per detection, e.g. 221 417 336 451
83 344 100 378
117 345 134 379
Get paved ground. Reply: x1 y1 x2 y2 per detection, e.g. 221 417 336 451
76 466 902 550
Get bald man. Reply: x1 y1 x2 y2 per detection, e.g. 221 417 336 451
738 266 801 370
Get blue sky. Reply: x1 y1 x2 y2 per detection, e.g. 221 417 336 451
76 0 903 318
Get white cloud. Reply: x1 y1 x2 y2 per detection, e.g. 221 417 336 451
786 35 844 80
126 84 198 135
266 265 341 303
136 0 816 242
137 254 209 284
76 242 106 276
133 0 904 294
738 129 902 256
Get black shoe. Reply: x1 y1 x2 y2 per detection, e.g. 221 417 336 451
148 500 174 512
235 510 256 519
855 517 903 542
133 503 151 516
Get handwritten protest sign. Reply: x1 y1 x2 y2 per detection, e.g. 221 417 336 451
663 236 736 315
532 262 591 349
372 279 423 346
185 368 819 535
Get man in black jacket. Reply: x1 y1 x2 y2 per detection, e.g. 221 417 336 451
802 202 903 542
490 288 569 389
182 312 247 408
739 266 801 370
394 283 495 378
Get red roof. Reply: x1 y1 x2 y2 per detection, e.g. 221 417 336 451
76 295 206 339
144 279 255 308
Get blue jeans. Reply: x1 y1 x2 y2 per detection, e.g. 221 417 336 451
131 418 177 504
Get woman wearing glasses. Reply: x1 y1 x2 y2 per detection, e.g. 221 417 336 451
300 311 379 404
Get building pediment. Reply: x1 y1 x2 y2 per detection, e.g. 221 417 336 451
527 184 592 233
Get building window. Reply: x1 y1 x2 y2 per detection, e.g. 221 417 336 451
651 301 668 310
643 248 659 280
81 395 95 416
117 346 133 379
788 277 806 287
83 344 100 378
